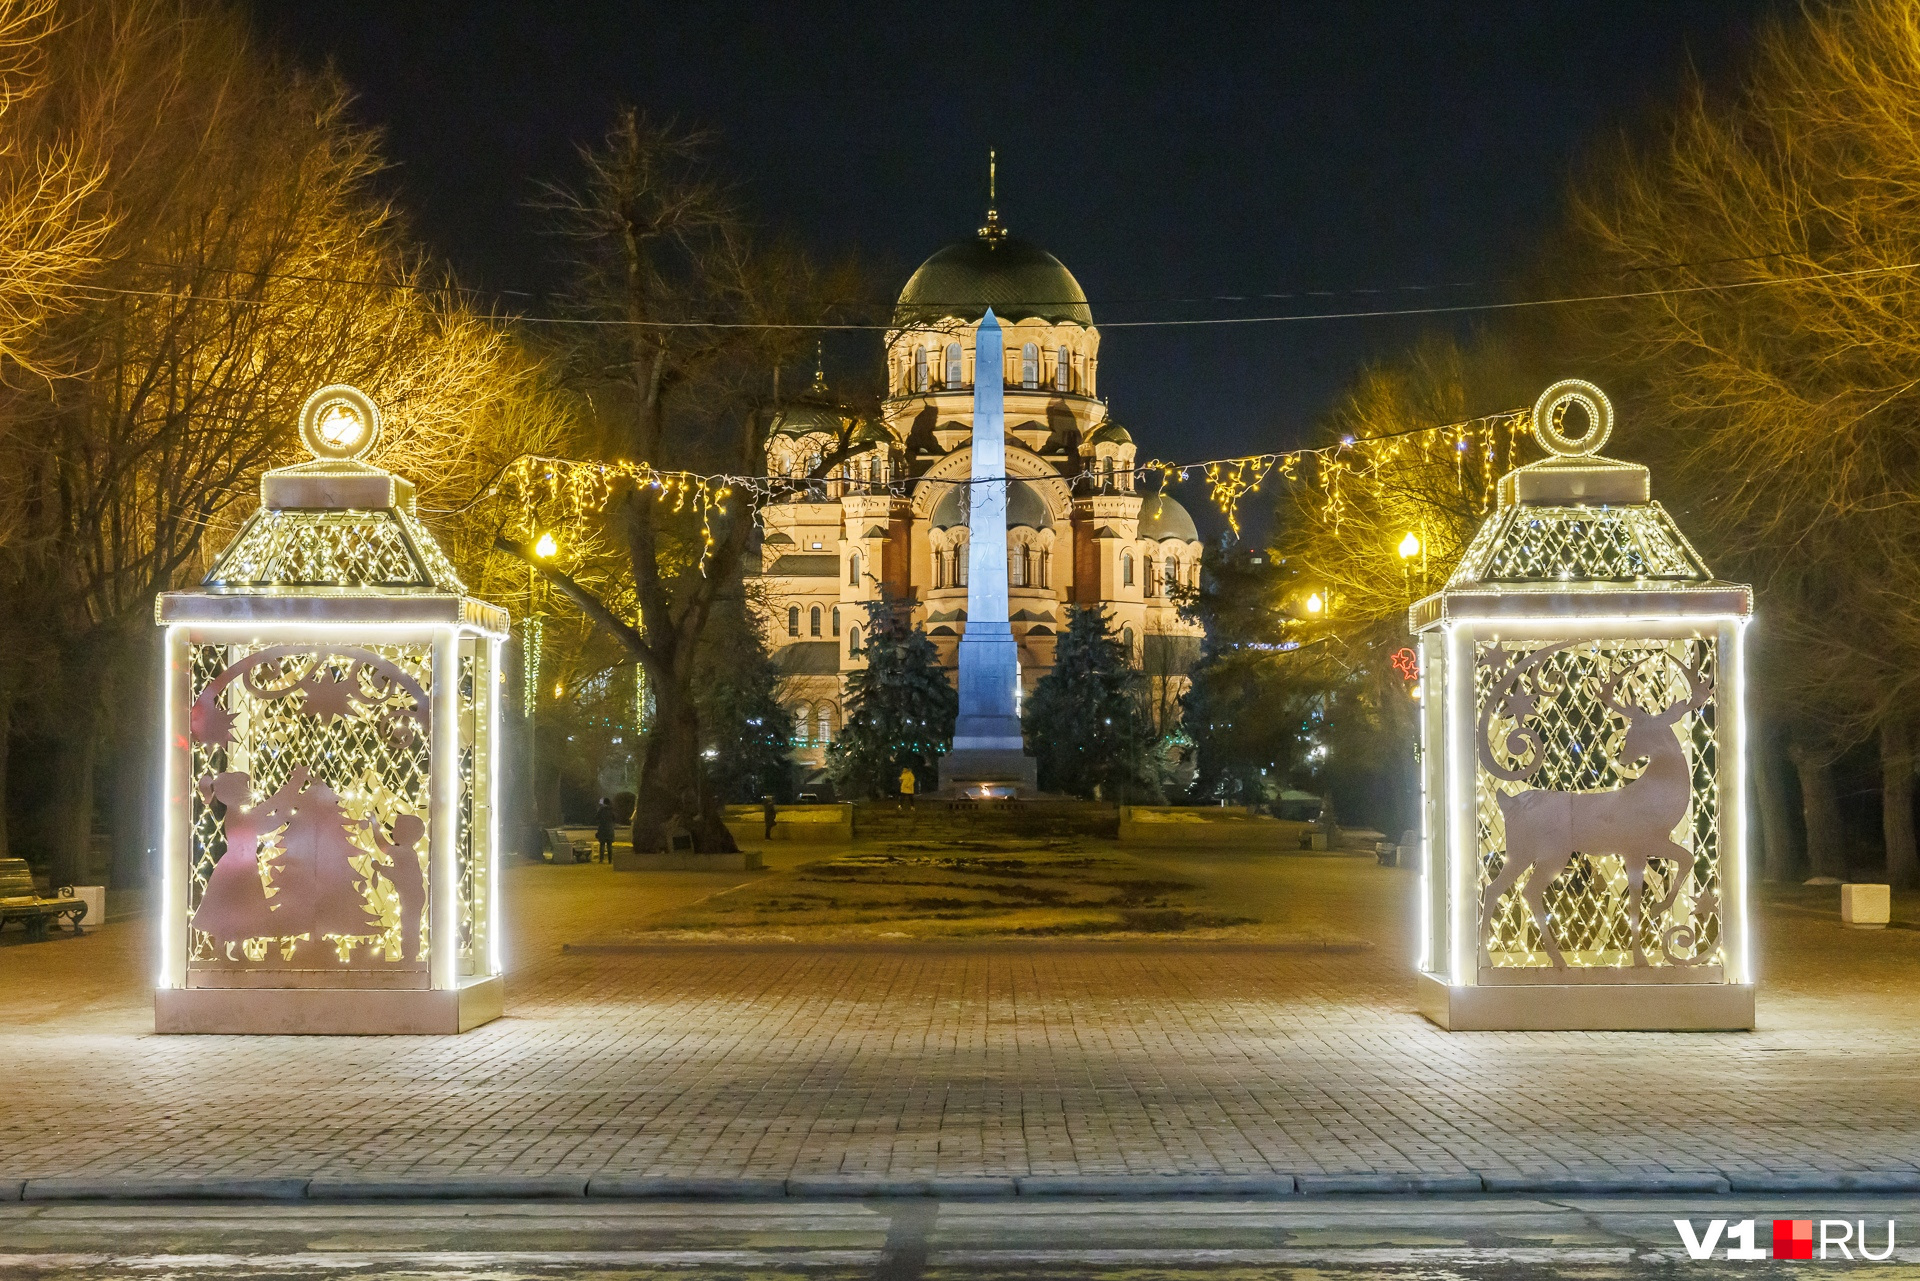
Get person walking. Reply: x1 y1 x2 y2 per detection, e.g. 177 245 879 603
898 767 916 803
594 797 616 863
762 794 777 840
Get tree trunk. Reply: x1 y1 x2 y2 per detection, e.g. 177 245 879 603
0 682 12 863
1752 719 1800 882
46 724 97 890
1788 738 1847 880
632 683 736 854
1883 716 1918 888
109 654 156 888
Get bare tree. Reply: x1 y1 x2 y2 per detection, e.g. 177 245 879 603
0 0 547 887
504 111 860 852
1561 0 1920 881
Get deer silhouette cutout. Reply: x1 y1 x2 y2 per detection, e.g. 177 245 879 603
1478 644 1713 968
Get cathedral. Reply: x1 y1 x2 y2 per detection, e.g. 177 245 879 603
758 205 1205 779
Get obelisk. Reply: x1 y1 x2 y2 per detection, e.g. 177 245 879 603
941 307 1037 795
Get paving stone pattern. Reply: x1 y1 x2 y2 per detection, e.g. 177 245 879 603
2 857 1916 1185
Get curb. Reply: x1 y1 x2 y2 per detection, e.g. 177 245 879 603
1015 1175 1294 1197
22 1177 309 1202
7 1169 1918 1202
1728 1172 1920 1193
308 1177 588 1200
588 1176 790 1199
1298 1174 1481 1195
1481 1172 1731 1195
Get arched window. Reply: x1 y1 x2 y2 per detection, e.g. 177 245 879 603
831 606 841 636
810 605 822 637
848 552 861 586
1164 554 1180 593
955 550 968 587
1056 346 1070 391
795 702 812 744
914 346 929 392
1039 550 1050 589
944 342 963 387
787 606 800 637
933 550 945 589
1101 457 1115 493
1122 626 1135 658
1009 545 1027 587
1021 342 1038 388
818 705 834 744
1143 551 1157 597
1122 551 1134 587
848 626 862 657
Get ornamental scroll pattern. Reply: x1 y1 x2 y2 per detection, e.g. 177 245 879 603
186 644 433 967
1473 638 1722 972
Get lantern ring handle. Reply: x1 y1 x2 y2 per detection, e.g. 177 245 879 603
1531 378 1613 457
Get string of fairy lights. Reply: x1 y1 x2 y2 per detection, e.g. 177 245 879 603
488 406 1532 564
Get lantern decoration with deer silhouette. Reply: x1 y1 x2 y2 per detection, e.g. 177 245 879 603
153 385 509 1035
1411 379 1753 1031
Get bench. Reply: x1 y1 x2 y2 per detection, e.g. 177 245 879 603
544 828 591 864
0 858 87 941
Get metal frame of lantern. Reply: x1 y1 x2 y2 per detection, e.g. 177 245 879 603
1411 380 1754 1031
154 385 509 1034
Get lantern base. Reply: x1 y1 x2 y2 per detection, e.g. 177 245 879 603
1416 972 1753 1031
155 975 503 1035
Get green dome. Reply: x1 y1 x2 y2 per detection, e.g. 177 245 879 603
1088 421 1132 446
1138 494 1198 542
770 399 843 440
894 234 1092 328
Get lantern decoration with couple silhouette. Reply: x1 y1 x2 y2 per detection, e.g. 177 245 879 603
1410 380 1755 1031
155 385 509 1034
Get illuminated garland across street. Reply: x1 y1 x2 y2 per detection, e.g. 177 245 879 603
488 408 1531 565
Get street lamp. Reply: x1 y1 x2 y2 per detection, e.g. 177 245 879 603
532 531 559 560
1304 591 1325 615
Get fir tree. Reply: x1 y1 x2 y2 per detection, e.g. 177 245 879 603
828 597 957 798
693 593 795 803
1022 604 1158 800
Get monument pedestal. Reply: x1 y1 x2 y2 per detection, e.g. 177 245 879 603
939 743 1038 797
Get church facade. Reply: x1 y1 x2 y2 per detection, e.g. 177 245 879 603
758 210 1204 778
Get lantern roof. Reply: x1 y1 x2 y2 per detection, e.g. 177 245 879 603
158 385 506 633
1413 380 1750 629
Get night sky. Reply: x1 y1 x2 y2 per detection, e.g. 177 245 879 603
253 0 1773 481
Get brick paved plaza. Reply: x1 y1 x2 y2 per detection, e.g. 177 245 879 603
5 840 1920 1188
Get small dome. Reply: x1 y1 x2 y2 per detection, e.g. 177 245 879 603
771 399 843 441
895 233 1092 328
1087 422 1132 446
851 419 893 447
771 366 846 441
1138 494 1198 542
931 478 1053 530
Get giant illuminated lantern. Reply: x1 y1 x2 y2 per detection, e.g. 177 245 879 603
155 385 507 1034
1413 380 1754 1030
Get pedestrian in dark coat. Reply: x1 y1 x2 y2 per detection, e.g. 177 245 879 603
595 797 616 863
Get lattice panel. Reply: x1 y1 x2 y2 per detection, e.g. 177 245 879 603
1452 503 1710 585
187 643 434 966
1473 638 1721 970
207 510 441 589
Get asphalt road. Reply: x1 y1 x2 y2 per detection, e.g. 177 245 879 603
2 1194 1916 1279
